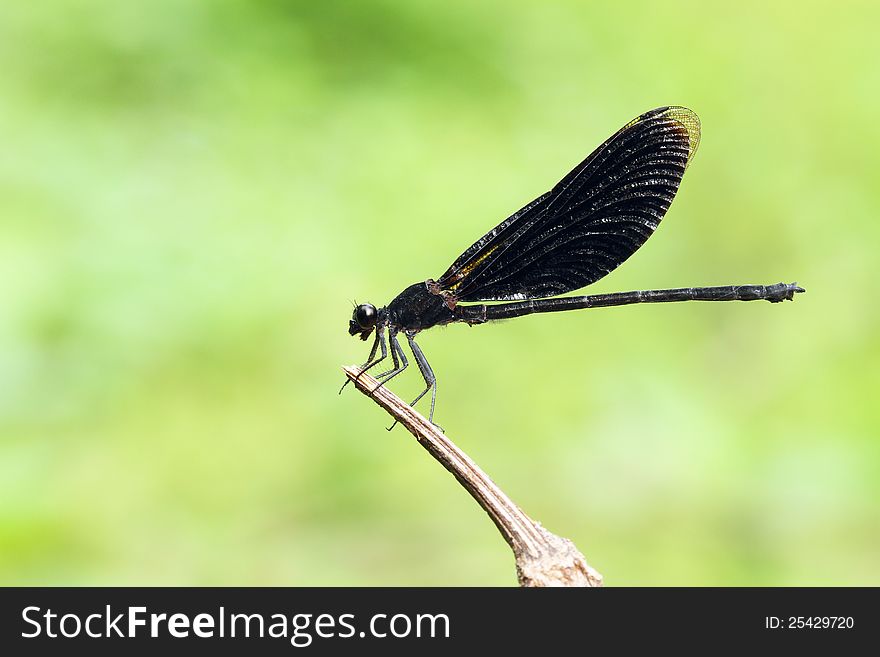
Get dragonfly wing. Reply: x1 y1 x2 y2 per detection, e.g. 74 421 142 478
436 107 700 302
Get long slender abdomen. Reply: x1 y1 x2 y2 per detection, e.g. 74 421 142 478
454 283 804 324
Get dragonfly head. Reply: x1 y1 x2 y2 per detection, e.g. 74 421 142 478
349 302 378 340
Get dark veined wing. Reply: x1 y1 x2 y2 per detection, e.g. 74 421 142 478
434 107 701 302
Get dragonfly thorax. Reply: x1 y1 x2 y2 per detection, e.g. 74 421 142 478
386 282 456 332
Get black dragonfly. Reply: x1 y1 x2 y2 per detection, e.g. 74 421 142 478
344 107 804 427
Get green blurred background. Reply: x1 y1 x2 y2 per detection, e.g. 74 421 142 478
1 0 878 586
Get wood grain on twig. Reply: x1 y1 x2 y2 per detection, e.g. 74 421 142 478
343 365 603 587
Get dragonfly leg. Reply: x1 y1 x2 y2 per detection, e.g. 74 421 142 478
407 333 438 422
339 328 387 394
373 329 408 387
388 332 442 432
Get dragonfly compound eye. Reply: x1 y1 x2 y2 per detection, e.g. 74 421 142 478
355 303 377 329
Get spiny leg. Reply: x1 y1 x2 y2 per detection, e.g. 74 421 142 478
388 332 440 432
339 328 387 394
373 329 408 387
408 332 438 422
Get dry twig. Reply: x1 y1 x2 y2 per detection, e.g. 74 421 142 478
343 365 603 587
